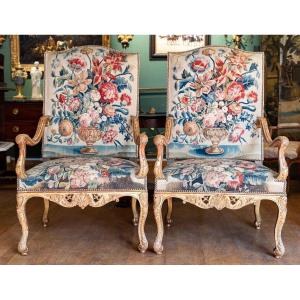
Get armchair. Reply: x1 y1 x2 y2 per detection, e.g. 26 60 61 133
15 46 148 255
153 46 289 258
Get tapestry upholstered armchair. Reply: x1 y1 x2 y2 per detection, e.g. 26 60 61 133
153 46 289 258
15 46 148 255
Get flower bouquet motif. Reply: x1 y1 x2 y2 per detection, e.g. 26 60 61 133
171 47 260 155
48 47 134 154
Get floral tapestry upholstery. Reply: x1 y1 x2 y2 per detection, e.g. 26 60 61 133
18 157 146 191
156 159 285 194
167 46 264 160
43 46 139 158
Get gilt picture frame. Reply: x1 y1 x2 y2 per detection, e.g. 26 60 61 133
150 35 210 60
10 35 110 75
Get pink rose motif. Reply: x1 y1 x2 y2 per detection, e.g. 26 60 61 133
179 95 189 105
79 113 92 128
48 166 60 175
228 51 251 72
204 171 225 188
238 161 256 170
229 124 245 143
191 58 209 73
226 81 245 101
191 99 205 112
248 90 258 103
68 57 86 71
99 82 118 103
103 105 116 117
215 109 226 123
70 169 89 188
102 129 118 144
90 90 101 101
203 113 217 128
215 89 226 101
89 110 100 124
69 97 81 112
104 52 125 72
228 102 242 116
120 93 131 106
228 172 244 190
58 93 67 105
181 166 195 176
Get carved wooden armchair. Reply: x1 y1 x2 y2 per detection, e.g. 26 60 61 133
15 46 148 255
153 46 289 258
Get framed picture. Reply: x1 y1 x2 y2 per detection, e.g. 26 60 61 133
10 35 110 74
150 35 209 60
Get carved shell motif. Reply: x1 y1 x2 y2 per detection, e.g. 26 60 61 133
183 121 199 136
58 119 74 136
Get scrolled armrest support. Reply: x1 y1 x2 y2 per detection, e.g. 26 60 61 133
259 117 289 180
153 117 173 179
15 115 50 179
132 116 148 178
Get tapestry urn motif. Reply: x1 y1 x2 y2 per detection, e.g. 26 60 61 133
203 127 228 154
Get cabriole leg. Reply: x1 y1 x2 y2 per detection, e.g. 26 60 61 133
131 197 139 226
42 198 49 227
254 200 261 229
16 194 29 255
136 193 148 253
154 194 167 254
166 197 173 227
273 197 287 258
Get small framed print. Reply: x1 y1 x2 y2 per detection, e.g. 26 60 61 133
150 35 210 60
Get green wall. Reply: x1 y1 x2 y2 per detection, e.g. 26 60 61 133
0 35 261 112
110 35 261 112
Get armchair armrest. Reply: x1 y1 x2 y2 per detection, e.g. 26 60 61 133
15 115 50 179
132 116 148 177
153 117 173 179
259 117 289 181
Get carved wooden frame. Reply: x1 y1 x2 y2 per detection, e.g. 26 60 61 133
15 115 149 255
10 35 111 74
153 116 289 258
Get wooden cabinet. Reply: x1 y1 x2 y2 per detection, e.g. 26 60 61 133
3 101 43 141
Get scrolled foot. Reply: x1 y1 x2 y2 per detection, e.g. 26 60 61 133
18 245 28 256
154 243 164 255
274 246 285 258
166 218 172 227
42 219 49 228
255 221 261 230
138 241 148 253
132 217 138 227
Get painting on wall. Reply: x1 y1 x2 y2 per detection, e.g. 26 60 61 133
150 35 209 60
10 35 110 73
261 35 281 126
278 36 300 128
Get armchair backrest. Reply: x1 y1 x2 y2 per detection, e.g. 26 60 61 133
43 46 139 158
167 46 264 160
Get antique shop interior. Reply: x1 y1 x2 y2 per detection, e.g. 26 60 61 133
1 34 300 265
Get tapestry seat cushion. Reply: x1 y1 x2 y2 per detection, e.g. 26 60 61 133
264 141 300 160
155 159 285 194
18 157 146 191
